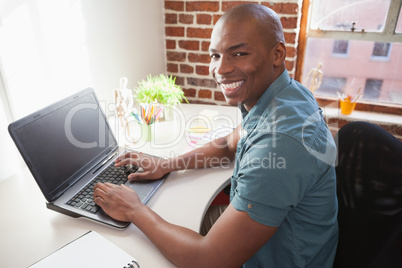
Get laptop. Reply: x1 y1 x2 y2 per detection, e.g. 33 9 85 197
8 88 167 229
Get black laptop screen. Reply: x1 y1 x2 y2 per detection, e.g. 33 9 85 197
10 89 117 201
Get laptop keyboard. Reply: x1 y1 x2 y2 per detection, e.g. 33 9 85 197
66 163 138 214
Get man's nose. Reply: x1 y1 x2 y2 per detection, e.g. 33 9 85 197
213 56 234 75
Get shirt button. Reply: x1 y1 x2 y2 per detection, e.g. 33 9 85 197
248 204 253 209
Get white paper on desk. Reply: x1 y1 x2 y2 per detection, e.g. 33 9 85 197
29 231 139 268
183 125 235 153
202 125 234 141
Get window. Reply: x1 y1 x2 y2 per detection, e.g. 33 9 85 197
298 0 402 106
0 0 91 119
364 79 383 100
317 77 347 96
372 42 391 58
0 0 91 181
333 40 349 55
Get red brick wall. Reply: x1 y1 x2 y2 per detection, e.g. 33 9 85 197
163 0 301 105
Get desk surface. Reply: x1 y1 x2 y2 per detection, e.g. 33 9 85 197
0 104 240 267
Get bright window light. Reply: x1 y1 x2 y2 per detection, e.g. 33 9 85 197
0 0 92 119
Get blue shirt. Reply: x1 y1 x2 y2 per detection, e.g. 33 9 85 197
230 70 338 267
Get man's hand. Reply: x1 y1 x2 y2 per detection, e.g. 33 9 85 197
93 182 141 222
115 151 170 181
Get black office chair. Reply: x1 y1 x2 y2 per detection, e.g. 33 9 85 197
333 121 402 268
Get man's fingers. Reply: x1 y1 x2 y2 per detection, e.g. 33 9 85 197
115 153 147 167
93 184 106 204
93 195 104 205
93 183 121 206
127 171 153 181
115 158 140 168
116 152 142 162
93 182 113 198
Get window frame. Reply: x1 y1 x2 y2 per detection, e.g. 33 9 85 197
363 78 384 100
332 39 350 57
371 42 392 60
296 0 402 115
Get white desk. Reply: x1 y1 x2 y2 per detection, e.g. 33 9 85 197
0 104 241 267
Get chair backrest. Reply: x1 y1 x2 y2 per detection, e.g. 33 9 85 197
334 121 402 268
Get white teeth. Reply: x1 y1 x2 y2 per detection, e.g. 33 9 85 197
221 80 244 90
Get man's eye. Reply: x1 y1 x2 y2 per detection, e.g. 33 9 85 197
210 54 220 59
234 52 247 57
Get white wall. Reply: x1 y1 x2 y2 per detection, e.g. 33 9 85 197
79 0 166 108
0 0 166 180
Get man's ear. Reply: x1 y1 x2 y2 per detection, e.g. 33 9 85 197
273 41 286 67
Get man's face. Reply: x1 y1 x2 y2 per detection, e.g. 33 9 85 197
209 19 277 111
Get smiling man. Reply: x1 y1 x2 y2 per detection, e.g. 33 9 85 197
94 4 338 267
209 5 285 111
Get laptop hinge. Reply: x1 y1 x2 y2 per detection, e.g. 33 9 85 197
92 150 118 174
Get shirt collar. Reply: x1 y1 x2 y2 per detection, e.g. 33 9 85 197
240 69 291 130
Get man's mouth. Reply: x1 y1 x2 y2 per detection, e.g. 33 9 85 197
220 80 244 93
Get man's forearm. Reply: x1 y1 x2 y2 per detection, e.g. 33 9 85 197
166 135 236 172
130 204 207 267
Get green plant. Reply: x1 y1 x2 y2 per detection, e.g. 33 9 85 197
134 74 188 105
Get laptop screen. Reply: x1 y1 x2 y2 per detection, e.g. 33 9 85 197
9 89 117 201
